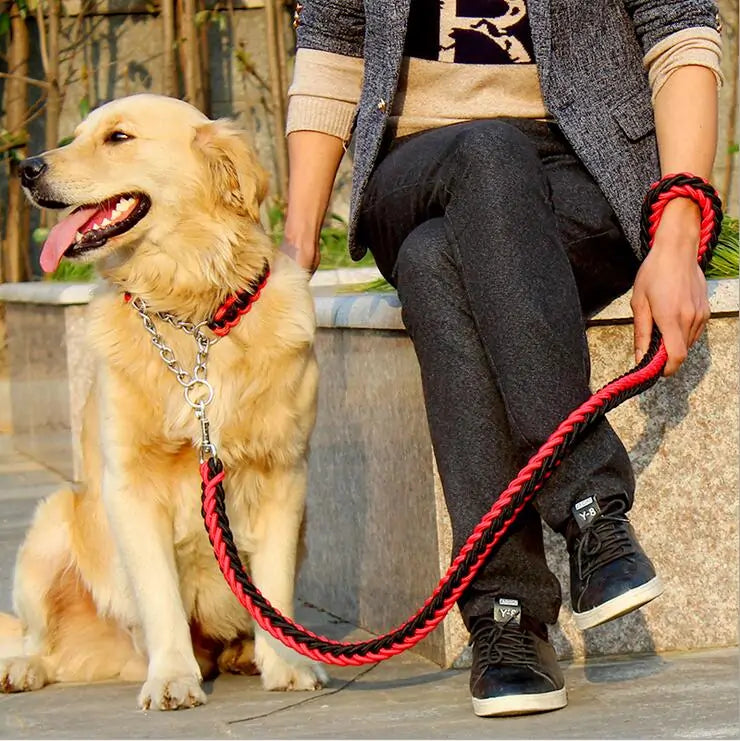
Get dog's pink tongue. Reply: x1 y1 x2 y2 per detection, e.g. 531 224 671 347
39 206 99 273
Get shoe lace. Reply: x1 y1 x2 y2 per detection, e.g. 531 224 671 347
575 500 636 581
470 616 539 668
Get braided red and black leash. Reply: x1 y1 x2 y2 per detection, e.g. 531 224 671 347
200 173 722 666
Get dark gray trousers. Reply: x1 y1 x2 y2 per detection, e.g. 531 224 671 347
357 119 641 626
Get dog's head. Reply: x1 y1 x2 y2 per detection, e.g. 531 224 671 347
20 94 269 275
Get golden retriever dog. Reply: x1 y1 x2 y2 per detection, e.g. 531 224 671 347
0 94 327 709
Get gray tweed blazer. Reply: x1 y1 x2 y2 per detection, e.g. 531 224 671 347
295 0 720 260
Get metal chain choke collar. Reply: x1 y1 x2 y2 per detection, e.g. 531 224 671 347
130 296 218 462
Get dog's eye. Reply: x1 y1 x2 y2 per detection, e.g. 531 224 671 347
106 131 132 144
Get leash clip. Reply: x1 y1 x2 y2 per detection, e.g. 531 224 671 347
195 402 217 463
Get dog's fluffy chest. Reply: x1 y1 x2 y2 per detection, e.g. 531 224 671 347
90 280 314 450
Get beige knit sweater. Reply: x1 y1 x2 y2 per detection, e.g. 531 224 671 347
286 26 722 141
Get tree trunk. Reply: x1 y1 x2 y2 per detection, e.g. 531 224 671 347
161 0 177 97
197 0 211 117
178 0 206 112
275 1 289 101
718 1 738 209
3 4 31 283
265 0 288 200
44 0 61 153
36 0 61 238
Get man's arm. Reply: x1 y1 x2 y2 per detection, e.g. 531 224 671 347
631 62 720 376
282 49 363 271
282 131 345 272
624 0 722 375
631 65 718 376
281 1 366 272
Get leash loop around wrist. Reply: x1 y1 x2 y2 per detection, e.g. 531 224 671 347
640 172 723 268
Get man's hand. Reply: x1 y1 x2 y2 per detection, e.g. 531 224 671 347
631 198 710 376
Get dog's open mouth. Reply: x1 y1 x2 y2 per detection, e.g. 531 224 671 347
40 192 151 273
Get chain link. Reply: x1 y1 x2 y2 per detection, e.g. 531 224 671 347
130 296 218 461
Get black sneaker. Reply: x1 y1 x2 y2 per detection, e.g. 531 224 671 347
568 496 664 630
469 598 567 717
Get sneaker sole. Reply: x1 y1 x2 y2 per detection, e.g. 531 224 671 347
572 575 664 631
472 687 567 717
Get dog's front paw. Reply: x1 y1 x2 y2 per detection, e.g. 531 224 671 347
0 656 48 693
138 675 206 710
260 657 328 692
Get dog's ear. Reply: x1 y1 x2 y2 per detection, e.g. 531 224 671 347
194 119 268 220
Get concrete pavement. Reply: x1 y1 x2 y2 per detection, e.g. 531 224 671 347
0 438 738 739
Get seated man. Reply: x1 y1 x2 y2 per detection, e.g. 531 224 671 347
281 0 722 717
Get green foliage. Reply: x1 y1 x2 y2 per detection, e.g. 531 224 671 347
318 213 377 270
266 202 375 270
48 260 96 282
0 128 30 162
266 201 285 242
337 277 394 293
706 216 739 279
78 95 91 121
193 6 228 31
0 0 31 41
194 9 211 27
0 1 39 38
32 226 49 245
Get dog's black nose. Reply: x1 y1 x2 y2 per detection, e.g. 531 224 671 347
18 157 48 187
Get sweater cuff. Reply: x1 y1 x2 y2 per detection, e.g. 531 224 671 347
285 48 363 139
286 95 357 140
644 26 723 102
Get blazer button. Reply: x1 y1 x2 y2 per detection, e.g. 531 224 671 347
377 99 387 112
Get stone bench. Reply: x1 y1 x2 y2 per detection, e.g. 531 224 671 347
304 278 739 667
0 276 737 667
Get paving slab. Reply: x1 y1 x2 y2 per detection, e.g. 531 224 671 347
0 644 737 739
0 440 67 614
0 438 738 739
